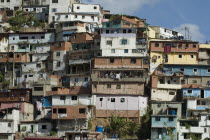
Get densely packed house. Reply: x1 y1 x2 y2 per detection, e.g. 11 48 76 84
0 0 209 140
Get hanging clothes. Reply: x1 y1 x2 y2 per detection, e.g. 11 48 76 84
164 45 171 53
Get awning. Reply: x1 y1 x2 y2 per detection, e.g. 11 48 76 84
63 31 75 35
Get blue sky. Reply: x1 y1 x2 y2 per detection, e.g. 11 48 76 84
83 0 210 43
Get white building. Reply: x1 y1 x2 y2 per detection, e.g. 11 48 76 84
177 113 210 140
150 26 183 39
9 32 55 45
0 0 22 10
0 34 8 52
0 109 20 140
52 94 94 106
100 28 148 57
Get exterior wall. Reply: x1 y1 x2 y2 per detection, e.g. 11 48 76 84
151 89 179 101
163 65 210 76
52 95 94 106
52 105 90 120
96 95 147 110
0 89 31 102
151 128 177 140
48 0 72 23
32 53 49 62
151 116 177 128
56 119 87 131
73 4 102 14
55 13 100 24
100 33 147 57
152 76 182 89
0 0 22 10
9 33 55 44
22 62 46 73
0 110 20 133
93 57 149 69
0 53 30 63
20 122 52 133
0 37 8 52
150 52 198 64
151 102 182 118
32 84 52 96
92 83 145 95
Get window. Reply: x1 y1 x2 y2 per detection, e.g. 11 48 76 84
57 61 61 67
110 59 114 63
178 54 182 58
202 101 206 105
75 15 78 18
16 54 20 58
169 92 175 95
191 55 194 58
93 84 97 88
106 30 110 34
52 8 57 12
32 36 35 39
123 29 127 33
58 108 66 113
192 80 197 84
79 108 86 114
111 49 115 53
82 16 85 19
128 29 132 33
1 0 4 2
106 40 112 45
24 75 27 78
194 69 198 72
131 58 136 64
120 98 125 103
99 98 103 101
40 74 43 78
107 84 111 88
84 77 88 82
60 96 66 100
116 85 121 89
187 90 192 94
94 6 97 9
19 36 28 40
77 6 80 9
42 125 47 129
36 63 41 68
155 117 160 121
180 68 184 72
8 123 11 127
29 75 33 77
65 15 68 18
155 43 159 47
193 44 197 48
74 78 78 83
34 87 43 91
71 96 77 100
52 0 58 3
41 36 45 39
121 39 128 45
56 52 60 57
169 117 174 121
124 49 128 53
111 98 115 102
207 69 210 73
53 108 57 113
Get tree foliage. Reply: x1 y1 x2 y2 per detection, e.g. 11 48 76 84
8 11 44 31
105 116 139 138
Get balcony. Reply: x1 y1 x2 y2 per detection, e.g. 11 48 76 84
91 74 145 82
199 52 210 59
92 70 146 82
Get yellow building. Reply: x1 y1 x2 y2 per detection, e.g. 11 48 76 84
150 40 199 73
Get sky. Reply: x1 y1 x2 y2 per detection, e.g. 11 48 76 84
83 0 210 43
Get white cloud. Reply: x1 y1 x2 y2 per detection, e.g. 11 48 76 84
82 0 160 14
173 24 205 43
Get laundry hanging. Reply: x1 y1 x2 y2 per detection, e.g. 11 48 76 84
164 45 171 53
